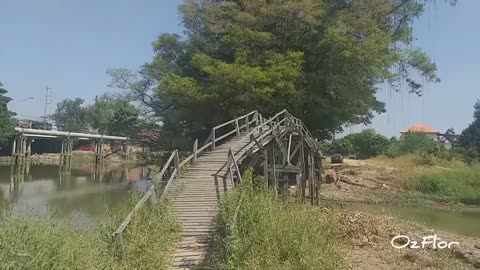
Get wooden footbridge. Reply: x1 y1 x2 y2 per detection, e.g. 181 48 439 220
113 110 323 269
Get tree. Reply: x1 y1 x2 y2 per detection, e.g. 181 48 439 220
108 105 140 138
0 82 15 146
111 0 452 149
344 129 390 158
386 132 447 158
52 98 88 132
86 93 128 133
332 138 353 156
459 100 480 160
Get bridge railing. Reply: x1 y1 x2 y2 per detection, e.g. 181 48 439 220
225 110 323 236
112 109 263 248
210 110 260 150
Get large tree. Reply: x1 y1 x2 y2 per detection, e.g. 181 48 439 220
111 0 453 149
86 93 128 133
52 98 89 132
0 82 15 146
459 100 480 160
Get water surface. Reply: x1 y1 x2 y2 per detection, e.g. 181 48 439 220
0 162 151 227
334 202 480 238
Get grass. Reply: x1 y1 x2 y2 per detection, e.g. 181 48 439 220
368 154 466 169
404 166 480 205
210 170 345 270
0 196 180 269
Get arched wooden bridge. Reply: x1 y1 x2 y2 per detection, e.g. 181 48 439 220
114 110 323 269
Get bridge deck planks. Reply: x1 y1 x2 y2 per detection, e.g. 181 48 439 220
170 135 252 269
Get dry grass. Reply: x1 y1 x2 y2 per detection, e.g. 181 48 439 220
211 170 346 270
0 197 180 270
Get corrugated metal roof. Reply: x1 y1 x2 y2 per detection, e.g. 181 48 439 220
401 123 439 134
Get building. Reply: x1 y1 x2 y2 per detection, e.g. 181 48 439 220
401 123 453 150
401 123 440 141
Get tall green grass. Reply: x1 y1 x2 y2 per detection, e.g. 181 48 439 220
404 166 480 205
0 198 180 269
210 170 345 270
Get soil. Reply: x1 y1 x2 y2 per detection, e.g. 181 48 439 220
321 159 408 204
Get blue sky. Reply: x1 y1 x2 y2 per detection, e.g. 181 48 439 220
1 0 479 137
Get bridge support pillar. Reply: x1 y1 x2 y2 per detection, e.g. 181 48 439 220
95 139 104 164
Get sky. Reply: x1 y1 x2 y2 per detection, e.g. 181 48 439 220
1 0 479 137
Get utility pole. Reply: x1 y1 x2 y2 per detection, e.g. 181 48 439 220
44 86 51 130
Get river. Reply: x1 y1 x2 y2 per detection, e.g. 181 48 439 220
0 162 152 227
331 202 480 238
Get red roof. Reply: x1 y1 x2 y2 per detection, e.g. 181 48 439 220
401 123 439 134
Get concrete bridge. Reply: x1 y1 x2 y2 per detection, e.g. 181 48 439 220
113 110 323 269
12 127 129 165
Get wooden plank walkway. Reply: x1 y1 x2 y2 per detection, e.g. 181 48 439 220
168 135 250 269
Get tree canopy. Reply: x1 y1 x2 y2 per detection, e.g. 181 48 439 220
52 98 89 132
333 129 389 158
0 82 15 145
109 0 453 149
52 95 140 138
459 100 480 160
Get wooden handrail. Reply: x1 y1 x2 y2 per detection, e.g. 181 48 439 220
113 109 320 246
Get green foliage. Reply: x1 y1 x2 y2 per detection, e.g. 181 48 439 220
404 166 480 205
0 82 15 146
53 95 141 137
111 0 444 148
332 129 389 158
86 93 129 133
385 132 449 159
332 137 353 156
52 98 89 132
0 200 180 269
108 105 140 138
211 169 345 270
344 129 390 159
459 100 480 161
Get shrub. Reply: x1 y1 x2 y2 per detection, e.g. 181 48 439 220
211 170 345 270
0 198 180 269
404 166 480 205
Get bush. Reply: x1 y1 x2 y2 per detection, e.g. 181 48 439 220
385 133 452 161
333 129 390 158
0 198 180 269
404 166 480 205
211 170 345 270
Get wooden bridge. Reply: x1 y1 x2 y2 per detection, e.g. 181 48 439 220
114 110 323 269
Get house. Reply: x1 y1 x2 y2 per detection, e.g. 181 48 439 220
401 123 452 150
401 123 440 141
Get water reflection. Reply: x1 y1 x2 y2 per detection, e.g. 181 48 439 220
0 162 150 226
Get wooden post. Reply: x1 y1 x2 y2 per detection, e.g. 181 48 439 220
123 142 129 162
174 149 180 176
59 139 64 164
235 119 240 136
308 153 315 205
246 115 250 132
193 139 198 164
211 129 216 151
287 134 292 165
26 139 32 160
149 186 157 205
271 145 277 193
263 148 268 189
12 136 17 157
